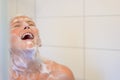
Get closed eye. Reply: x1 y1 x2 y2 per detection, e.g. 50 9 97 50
12 21 21 28
29 23 35 26
26 21 35 26
14 24 21 27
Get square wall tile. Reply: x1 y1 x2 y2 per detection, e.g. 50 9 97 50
86 49 120 80
85 0 120 15
8 0 16 19
17 0 35 18
36 0 83 17
85 16 120 49
36 17 83 47
39 47 84 80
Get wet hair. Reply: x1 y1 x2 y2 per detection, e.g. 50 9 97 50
9 16 47 80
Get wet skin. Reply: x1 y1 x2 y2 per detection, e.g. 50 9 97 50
10 16 75 80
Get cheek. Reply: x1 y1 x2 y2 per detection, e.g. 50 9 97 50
10 28 21 40
10 27 22 34
10 34 19 44
31 27 39 34
10 31 19 42
33 29 39 41
10 31 21 48
10 36 19 48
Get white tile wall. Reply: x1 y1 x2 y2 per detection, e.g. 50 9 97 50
85 16 120 49
8 0 16 19
9 0 120 80
86 49 120 80
16 0 35 18
36 17 83 47
36 16 83 79
39 47 84 80
85 0 120 15
36 0 83 17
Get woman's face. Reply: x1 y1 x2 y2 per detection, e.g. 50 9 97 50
10 16 40 50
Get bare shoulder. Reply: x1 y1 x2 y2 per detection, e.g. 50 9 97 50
58 63 75 80
45 60 75 80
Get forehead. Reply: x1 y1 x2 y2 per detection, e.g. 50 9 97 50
11 17 33 23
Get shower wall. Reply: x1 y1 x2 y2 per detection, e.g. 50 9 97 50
9 0 120 80
0 0 9 80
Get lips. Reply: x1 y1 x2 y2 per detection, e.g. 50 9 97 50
21 32 34 40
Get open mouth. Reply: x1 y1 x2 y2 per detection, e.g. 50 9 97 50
21 32 34 40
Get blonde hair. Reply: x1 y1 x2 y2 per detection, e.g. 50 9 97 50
9 16 45 80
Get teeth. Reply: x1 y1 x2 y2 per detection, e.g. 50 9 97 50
21 32 33 39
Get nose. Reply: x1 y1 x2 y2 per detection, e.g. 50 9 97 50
24 26 30 29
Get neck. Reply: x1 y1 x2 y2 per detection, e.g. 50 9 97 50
10 47 42 73
11 47 36 59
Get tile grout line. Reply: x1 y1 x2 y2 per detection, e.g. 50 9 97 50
36 16 83 18
41 45 82 48
83 0 86 79
35 15 120 19
41 45 120 51
16 0 17 14
34 0 37 21
85 14 120 17
85 47 120 51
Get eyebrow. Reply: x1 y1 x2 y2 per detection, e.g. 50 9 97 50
15 21 20 23
11 20 20 26
26 20 34 23
26 20 35 25
11 19 35 26
12 19 20 23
